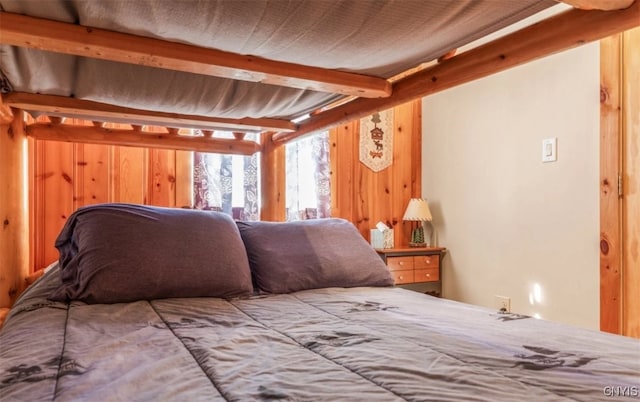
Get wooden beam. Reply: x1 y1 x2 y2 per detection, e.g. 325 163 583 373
3 92 295 133
558 0 635 11
273 1 640 144
0 109 29 308
26 123 262 155
0 12 391 99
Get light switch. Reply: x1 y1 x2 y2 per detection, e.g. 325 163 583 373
542 138 557 162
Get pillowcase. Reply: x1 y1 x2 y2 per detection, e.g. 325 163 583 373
50 203 253 303
236 218 393 293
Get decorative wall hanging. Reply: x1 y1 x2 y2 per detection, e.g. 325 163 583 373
359 109 394 172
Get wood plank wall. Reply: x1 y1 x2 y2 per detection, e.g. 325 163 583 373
26 101 421 273
329 100 422 248
28 117 193 272
600 28 639 338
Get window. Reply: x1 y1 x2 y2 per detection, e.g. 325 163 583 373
285 131 331 221
193 132 259 220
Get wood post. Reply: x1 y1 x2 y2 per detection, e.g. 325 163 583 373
600 27 640 338
260 133 286 221
600 34 622 335
621 27 640 338
0 109 29 307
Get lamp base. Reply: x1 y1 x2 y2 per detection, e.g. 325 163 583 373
409 226 425 248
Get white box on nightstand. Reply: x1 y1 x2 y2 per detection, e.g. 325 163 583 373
370 229 394 249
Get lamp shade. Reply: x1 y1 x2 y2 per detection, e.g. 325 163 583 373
402 198 432 222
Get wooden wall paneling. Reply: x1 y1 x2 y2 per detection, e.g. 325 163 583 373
39 139 75 270
32 139 45 271
392 101 422 248
0 109 29 307
27 136 35 274
410 101 422 204
148 148 176 207
368 118 393 240
30 116 47 272
622 27 639 338
110 146 148 204
366 116 393 242
24 112 41 273
74 143 111 208
352 119 370 238
600 35 622 334
143 126 176 207
354 118 370 238
175 150 194 208
379 147 395 232
390 108 406 241
329 122 356 220
260 132 286 221
328 100 421 247
411 100 423 248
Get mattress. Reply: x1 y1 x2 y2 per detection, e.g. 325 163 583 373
1 265 638 402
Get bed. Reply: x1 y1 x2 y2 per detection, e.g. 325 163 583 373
1 204 639 401
1 3 640 399
1 1 639 302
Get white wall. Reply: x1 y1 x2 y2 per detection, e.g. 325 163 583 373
422 43 600 330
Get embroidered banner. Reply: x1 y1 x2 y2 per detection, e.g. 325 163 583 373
359 109 393 172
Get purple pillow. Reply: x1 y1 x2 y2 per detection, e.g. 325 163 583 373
236 218 393 293
50 203 253 303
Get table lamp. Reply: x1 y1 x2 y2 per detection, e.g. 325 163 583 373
402 198 432 247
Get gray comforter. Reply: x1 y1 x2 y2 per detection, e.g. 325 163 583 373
1 267 639 401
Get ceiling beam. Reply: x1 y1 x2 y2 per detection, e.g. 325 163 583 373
2 92 295 133
273 0 640 144
26 123 262 155
0 12 391 99
558 0 635 10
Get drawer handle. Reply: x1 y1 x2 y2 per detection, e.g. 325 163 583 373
425 258 431 264
425 273 431 277
398 276 404 280
399 261 405 266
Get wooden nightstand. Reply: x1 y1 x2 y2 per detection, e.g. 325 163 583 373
376 247 447 297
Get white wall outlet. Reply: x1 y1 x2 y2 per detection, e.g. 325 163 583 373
542 137 557 162
495 295 511 313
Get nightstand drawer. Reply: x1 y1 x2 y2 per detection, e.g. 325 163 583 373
376 247 446 294
391 269 414 285
414 255 439 269
415 268 439 282
386 256 413 271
